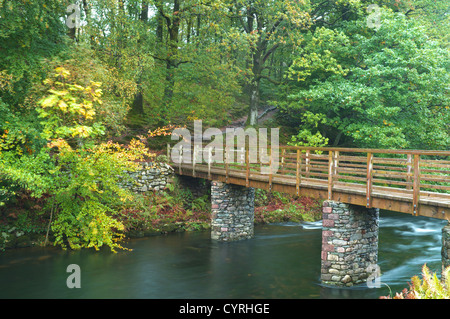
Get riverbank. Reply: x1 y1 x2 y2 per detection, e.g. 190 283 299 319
0 186 322 251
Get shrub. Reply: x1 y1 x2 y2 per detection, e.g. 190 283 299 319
254 190 322 224
382 264 450 299
48 139 152 252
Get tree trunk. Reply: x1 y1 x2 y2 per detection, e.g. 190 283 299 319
248 47 263 126
197 14 201 37
248 81 260 126
162 0 180 111
164 63 175 104
128 1 149 116
131 89 144 115
140 1 148 21
155 0 164 42
186 17 192 43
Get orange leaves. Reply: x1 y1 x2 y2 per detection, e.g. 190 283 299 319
47 138 72 151
147 124 185 138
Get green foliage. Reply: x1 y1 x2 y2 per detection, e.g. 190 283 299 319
52 199 127 252
282 9 449 149
0 149 55 206
116 186 211 236
254 190 322 224
0 0 67 109
37 67 105 144
48 139 151 252
288 111 329 148
0 0 448 253
39 44 135 137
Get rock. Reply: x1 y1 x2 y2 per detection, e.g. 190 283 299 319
341 275 352 284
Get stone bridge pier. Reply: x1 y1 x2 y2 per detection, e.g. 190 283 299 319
210 181 255 241
209 183 382 287
321 200 379 287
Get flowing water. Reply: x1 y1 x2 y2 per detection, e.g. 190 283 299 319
0 211 447 299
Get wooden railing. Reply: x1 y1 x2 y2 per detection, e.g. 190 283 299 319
167 143 450 216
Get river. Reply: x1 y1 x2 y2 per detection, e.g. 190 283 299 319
0 211 447 299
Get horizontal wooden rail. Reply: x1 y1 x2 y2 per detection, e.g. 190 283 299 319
167 143 450 219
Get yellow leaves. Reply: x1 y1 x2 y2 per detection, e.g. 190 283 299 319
71 84 85 91
89 81 102 89
48 89 68 96
54 67 70 78
187 114 199 121
38 67 105 140
47 138 72 151
39 94 59 108
77 101 96 120
58 100 68 112
72 126 91 138
148 124 184 138
85 109 95 120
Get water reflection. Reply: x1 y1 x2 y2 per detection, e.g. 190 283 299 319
0 211 446 299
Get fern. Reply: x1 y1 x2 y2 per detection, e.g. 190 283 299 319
387 264 450 299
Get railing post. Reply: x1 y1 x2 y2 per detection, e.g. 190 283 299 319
406 154 412 190
366 152 373 208
280 148 285 175
296 149 301 196
333 151 339 177
269 147 273 191
192 144 196 177
305 150 310 178
178 145 183 175
208 147 212 180
328 151 334 200
246 148 249 187
413 154 420 215
225 145 229 183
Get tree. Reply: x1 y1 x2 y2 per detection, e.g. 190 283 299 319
226 0 312 126
283 9 449 149
81 0 154 118
142 0 245 127
0 0 68 109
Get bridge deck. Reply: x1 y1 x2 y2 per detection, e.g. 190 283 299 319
168 145 450 220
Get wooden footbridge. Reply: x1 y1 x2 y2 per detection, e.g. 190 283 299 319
168 144 450 220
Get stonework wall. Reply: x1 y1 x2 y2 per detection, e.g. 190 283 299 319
121 162 174 192
321 200 379 287
211 181 255 241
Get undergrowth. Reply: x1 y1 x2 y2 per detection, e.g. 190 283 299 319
254 189 322 224
381 264 450 299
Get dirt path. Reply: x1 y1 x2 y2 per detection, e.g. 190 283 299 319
200 105 278 140
227 105 278 129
